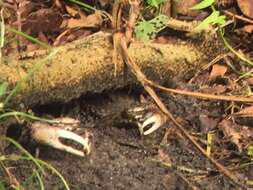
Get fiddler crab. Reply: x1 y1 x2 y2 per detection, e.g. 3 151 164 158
31 103 167 157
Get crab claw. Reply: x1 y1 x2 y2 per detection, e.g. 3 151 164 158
140 112 167 135
127 105 167 135
31 122 92 157
51 117 80 130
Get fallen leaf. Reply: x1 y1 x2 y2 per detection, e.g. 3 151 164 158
241 25 253 33
199 84 226 94
212 84 227 93
66 13 103 29
237 0 253 19
54 29 92 46
19 1 38 17
209 64 227 81
219 120 243 152
21 8 63 35
246 77 253 85
218 120 253 152
65 5 81 17
66 13 87 28
232 105 253 117
226 78 239 91
199 114 218 133
54 0 67 13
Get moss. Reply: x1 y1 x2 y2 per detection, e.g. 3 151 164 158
0 32 224 107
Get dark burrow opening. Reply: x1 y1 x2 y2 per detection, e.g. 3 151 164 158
1 86 238 190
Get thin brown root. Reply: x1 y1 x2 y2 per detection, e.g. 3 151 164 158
117 33 247 189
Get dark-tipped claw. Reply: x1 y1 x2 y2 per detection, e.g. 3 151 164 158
127 105 167 135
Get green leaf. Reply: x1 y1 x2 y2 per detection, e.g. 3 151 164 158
147 0 165 8
135 15 169 41
190 0 215 10
194 11 225 30
216 15 226 25
0 82 8 98
0 181 5 190
149 14 169 28
136 20 156 41
248 145 253 157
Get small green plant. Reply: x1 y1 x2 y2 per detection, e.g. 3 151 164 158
0 181 5 190
146 0 165 9
192 0 253 68
190 0 226 30
248 145 253 159
0 137 70 190
0 82 8 100
135 14 169 41
0 26 69 189
191 0 215 10
0 82 8 113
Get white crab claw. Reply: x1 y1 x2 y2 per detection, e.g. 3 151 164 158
51 117 80 130
140 113 167 135
31 122 91 157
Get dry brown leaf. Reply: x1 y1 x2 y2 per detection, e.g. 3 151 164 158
199 84 226 94
219 120 243 152
65 5 80 17
209 64 227 81
66 13 103 29
54 29 92 46
233 105 253 117
237 0 253 19
54 0 67 13
246 77 253 85
226 78 239 91
241 25 253 33
21 8 63 34
212 84 227 94
19 1 38 17
219 120 253 153
66 13 87 28
199 114 218 133
83 13 103 28
53 29 71 46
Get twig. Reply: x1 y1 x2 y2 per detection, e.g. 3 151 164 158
125 0 140 44
223 10 253 25
13 0 22 53
149 82 253 103
116 0 246 187
118 33 247 189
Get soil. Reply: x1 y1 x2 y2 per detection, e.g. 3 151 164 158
1 1 253 189
0 85 241 190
